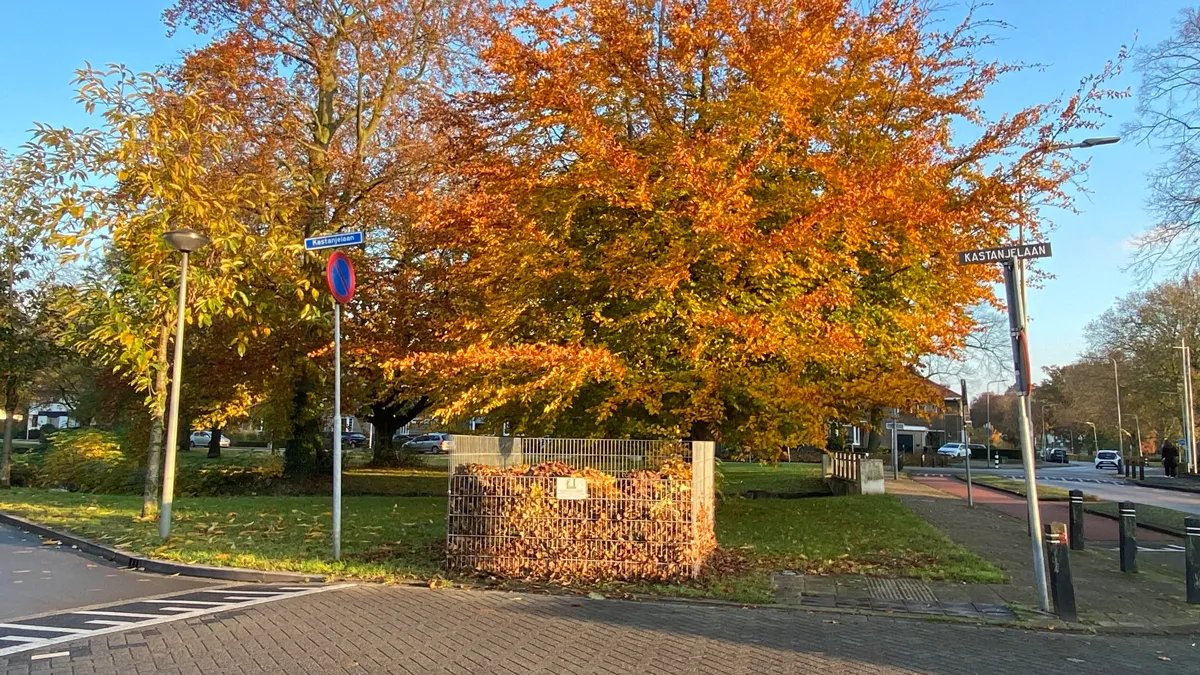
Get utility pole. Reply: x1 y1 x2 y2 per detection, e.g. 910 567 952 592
1111 357 1123 463
1177 340 1196 473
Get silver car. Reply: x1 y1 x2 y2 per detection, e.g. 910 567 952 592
936 442 968 458
189 431 231 448
402 433 454 454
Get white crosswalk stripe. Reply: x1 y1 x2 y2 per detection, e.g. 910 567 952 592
0 583 352 659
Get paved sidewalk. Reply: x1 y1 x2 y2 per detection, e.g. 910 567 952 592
2 584 1198 674
894 478 1200 629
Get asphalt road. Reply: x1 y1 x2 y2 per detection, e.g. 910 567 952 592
1034 464 1200 515
0 523 213 621
909 463 1200 514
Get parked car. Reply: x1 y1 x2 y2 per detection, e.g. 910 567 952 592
1047 447 1069 464
936 442 968 458
968 444 986 459
343 432 368 448
402 433 454 454
1094 450 1122 471
189 431 231 448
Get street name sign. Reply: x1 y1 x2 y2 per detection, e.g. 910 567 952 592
957 242 1052 265
304 231 364 251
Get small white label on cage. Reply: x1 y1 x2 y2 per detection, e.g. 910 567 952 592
556 477 588 500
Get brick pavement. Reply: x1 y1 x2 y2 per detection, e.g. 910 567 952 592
894 477 1200 628
1 584 1198 675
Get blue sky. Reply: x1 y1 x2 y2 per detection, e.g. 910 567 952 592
0 1 1189 386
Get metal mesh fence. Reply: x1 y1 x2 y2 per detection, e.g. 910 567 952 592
446 436 716 581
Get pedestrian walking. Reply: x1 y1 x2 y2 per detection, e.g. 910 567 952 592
1162 441 1180 478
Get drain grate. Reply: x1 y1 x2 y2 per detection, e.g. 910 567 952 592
865 578 938 603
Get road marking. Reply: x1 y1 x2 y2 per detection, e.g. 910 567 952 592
222 595 279 601
30 651 70 661
0 636 45 643
143 599 227 606
0 584 352 658
198 589 283 596
75 610 162 619
0 623 88 634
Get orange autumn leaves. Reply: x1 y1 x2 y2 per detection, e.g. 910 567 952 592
391 0 1117 451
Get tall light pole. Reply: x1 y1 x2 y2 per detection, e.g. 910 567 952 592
1110 357 1123 461
1041 404 1053 455
1130 414 1143 458
986 379 1008 467
159 228 209 540
1005 135 1118 613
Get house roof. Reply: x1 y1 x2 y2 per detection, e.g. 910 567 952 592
926 380 961 401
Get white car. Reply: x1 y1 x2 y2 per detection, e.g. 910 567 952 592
936 442 969 458
402 433 454 454
1094 450 1122 471
190 431 231 448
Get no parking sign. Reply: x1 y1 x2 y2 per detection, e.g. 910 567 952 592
326 251 356 303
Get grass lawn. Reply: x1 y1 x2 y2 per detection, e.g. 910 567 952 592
965 474 1098 501
717 462 828 496
0 487 1002 604
1086 502 1192 536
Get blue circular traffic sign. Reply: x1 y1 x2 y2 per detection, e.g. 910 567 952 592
326 251 356 303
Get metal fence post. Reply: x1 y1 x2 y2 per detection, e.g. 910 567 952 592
1044 522 1077 622
1186 517 1200 604
1068 490 1085 551
1119 501 1137 573
1139 459 1146 481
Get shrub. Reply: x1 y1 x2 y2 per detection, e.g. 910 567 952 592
175 464 286 497
41 429 140 493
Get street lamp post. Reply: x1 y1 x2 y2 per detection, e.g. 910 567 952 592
1131 414 1143 458
1008 136 1118 614
1040 404 1054 456
1111 357 1124 463
1086 421 1099 456
159 228 209 540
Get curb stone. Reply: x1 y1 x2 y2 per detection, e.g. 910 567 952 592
0 510 325 584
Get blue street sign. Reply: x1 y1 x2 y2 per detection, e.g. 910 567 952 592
304 231 364 251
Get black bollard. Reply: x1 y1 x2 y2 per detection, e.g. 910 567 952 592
1139 459 1146 481
1068 490 1085 550
1119 501 1138 573
1187 517 1200 605
1045 522 1077 622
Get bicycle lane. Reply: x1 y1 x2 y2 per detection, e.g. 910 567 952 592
911 476 1177 543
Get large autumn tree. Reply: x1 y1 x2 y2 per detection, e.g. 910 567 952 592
391 0 1119 453
160 0 473 474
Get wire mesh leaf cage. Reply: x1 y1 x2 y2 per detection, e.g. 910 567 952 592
446 436 716 582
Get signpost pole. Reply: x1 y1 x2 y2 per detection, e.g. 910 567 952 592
961 379 973 508
891 415 899 480
332 300 342 561
1003 261 1051 612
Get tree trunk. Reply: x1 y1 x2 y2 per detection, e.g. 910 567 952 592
207 422 222 458
284 363 327 476
1 399 13 489
367 396 431 465
865 407 883 453
142 324 170 518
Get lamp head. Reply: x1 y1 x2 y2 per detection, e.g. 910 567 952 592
163 228 210 253
1080 136 1120 147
